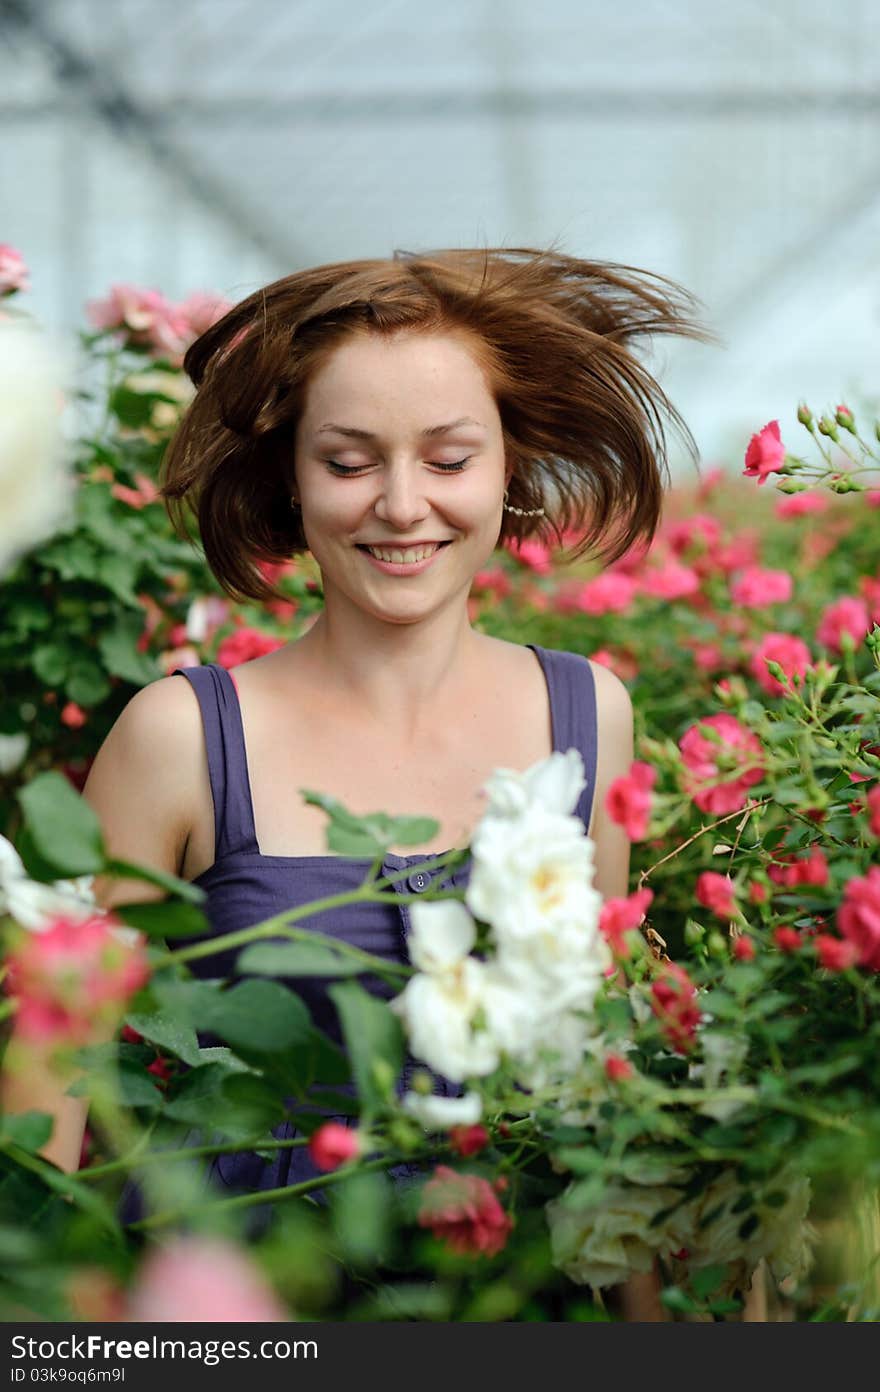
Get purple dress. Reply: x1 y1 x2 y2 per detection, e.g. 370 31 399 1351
155 644 597 1210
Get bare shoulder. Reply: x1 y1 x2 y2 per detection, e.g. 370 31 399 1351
584 659 634 842
82 673 205 906
585 657 634 724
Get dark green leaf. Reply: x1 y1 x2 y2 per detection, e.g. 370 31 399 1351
0 1112 53 1153
691 1263 730 1300
114 899 208 939
17 770 105 876
237 940 369 978
66 659 111 707
328 980 403 1117
124 1011 202 1067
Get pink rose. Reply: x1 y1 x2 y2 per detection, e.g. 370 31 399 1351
815 935 859 972
836 866 880 971
418 1165 513 1258
127 1237 287 1322
743 419 786 486
599 887 654 957
5 915 149 1046
679 713 765 814
767 845 829 889
503 537 553 574
640 559 701 601
817 597 872 653
111 473 161 510
604 1053 635 1082
691 643 726 674
749 632 814 697
175 290 233 339
774 492 828 519
307 1121 361 1171
714 532 760 573
449 1125 490 1158
732 935 755 962
729 566 793 608
575 571 639 615
650 962 702 1054
472 566 512 599
605 761 657 840
774 926 803 953
695 871 738 919
215 627 285 667
86 284 189 357
0 244 30 296
665 514 723 555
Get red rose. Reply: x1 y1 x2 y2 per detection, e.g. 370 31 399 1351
418 1165 513 1258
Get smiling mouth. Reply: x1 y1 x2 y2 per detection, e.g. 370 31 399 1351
356 540 453 564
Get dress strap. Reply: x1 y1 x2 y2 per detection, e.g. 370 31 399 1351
171 664 260 861
527 644 598 832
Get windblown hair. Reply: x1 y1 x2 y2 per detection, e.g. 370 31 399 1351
159 243 717 603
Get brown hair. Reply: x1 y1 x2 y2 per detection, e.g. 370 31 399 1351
159 242 717 604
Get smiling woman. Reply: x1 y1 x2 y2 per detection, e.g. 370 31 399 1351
69 243 714 1320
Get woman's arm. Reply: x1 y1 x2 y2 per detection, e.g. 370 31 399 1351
0 677 198 1174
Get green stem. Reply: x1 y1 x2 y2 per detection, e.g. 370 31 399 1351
79 1132 310 1181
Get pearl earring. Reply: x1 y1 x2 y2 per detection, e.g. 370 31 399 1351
290 496 300 509
503 487 544 518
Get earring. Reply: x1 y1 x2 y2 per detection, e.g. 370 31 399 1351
503 487 544 518
290 496 300 509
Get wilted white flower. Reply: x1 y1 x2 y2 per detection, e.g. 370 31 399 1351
547 1177 691 1289
674 1167 815 1293
401 1090 483 1129
0 317 72 578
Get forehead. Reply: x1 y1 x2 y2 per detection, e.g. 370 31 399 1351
300 331 494 420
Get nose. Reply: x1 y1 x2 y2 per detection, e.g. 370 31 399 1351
371 463 432 530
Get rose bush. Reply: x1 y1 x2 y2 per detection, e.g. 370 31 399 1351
1 263 879 1322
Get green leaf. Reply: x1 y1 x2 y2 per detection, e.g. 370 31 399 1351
113 898 208 939
66 658 112 707
331 1171 391 1266
660 1287 696 1314
0 1112 53 1153
168 979 312 1056
32 642 72 686
328 980 403 1117
17 770 105 876
236 940 369 978
124 1011 203 1067
163 1064 283 1139
97 613 160 685
691 1263 730 1300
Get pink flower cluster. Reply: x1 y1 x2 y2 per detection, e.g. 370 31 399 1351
5 914 150 1046
605 761 657 840
215 625 286 668
749 632 813 697
418 1165 513 1258
767 845 829 889
0 244 30 296
599 886 654 957
650 962 702 1054
835 866 880 971
86 285 232 361
679 713 765 814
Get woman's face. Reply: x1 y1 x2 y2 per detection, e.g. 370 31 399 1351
292 330 512 626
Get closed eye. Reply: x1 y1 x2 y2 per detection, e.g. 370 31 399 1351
325 459 471 476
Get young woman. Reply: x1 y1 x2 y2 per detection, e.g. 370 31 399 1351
12 244 714 1317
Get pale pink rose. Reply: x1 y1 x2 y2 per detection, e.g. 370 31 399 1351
749 632 814 697
175 290 233 339
5 915 149 1046
695 871 738 919
86 284 189 357
605 761 657 840
308 1121 361 1171
185 595 231 644
641 559 701 601
576 571 639 615
729 566 793 608
836 866 880 971
0 244 30 296
774 492 829 519
679 713 765 814
816 596 872 653
418 1165 513 1258
743 419 786 485
127 1237 287 1322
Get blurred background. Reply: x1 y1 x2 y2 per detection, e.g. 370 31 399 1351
1 0 878 472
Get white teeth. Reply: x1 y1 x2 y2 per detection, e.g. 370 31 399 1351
365 543 440 564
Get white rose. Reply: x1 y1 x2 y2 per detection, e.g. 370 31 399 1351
0 317 71 578
480 748 587 820
408 899 476 974
0 733 28 775
401 1090 483 1129
390 958 498 1082
467 805 598 944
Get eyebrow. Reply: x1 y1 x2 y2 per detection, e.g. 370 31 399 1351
316 416 485 440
